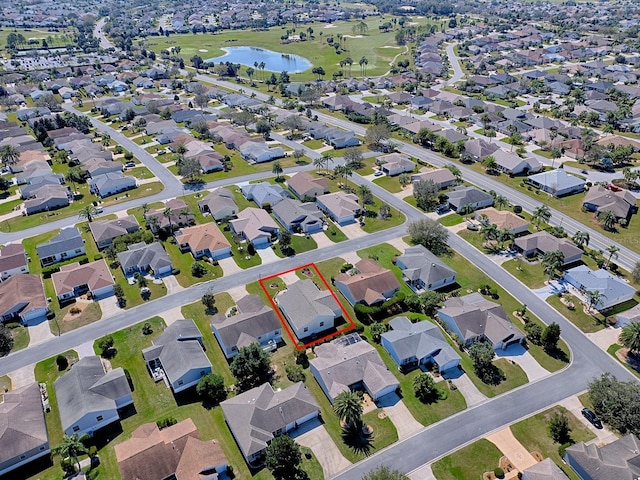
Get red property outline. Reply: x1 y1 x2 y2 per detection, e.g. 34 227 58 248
259 262 355 350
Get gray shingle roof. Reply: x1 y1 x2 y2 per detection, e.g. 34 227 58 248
54 356 131 433
447 187 494 209
117 242 172 273
272 199 324 230
566 434 640 480
397 245 456 287
221 382 319 458
522 458 569 480
89 216 139 245
277 280 340 331
36 227 83 259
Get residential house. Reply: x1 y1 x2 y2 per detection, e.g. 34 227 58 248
514 232 583 265
287 172 330 200
475 207 530 235
54 356 133 436
582 185 637 220
446 187 494 212
316 192 362 225
437 293 525 350
239 142 285 163
141 319 212 393
381 316 461 373
89 172 137 198
616 303 640 327
0 244 28 281
0 383 50 476
310 333 399 403
241 182 291 208
411 168 457 189
522 458 569 480
211 294 282 358
276 279 342 339
565 434 640 480
0 274 48 323
51 260 115 301
396 245 457 292
36 227 85 267
85 159 124 178
334 258 401 306
525 170 585 197
145 199 195 233
23 184 70 215
564 265 636 310
175 223 231 260
464 138 500 161
221 382 319 464
89 216 140 250
273 199 325 234
377 153 415 176
117 242 173 277
230 208 280 247
198 188 238 221
115 418 228 480
492 150 542 175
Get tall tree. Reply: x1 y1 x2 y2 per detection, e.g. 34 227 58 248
265 435 304 480
605 245 620 268
541 322 561 352
163 207 174 233
230 343 271 392
334 390 363 428
0 145 20 166
542 250 565 280
585 290 606 312
572 231 590 248
619 322 640 355
407 218 449 255
532 205 552 229
78 205 98 223
598 210 617 231
51 434 88 473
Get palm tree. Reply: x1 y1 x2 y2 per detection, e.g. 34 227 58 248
532 205 551 230
179 208 191 226
481 155 497 173
459 203 474 219
598 210 617 231
585 290 606 312
101 134 111 147
542 250 565 280
619 321 640 355
480 223 499 243
0 145 20 166
572 230 590 248
271 160 283 180
313 157 324 172
480 113 491 135
605 245 620 268
498 228 514 250
51 434 88 473
163 207 173 233
333 390 363 428
78 205 98 223
358 184 373 205
493 194 509 210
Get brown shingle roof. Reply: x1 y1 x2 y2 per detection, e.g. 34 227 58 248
176 223 230 254
335 259 400 305
51 260 114 297
0 274 47 316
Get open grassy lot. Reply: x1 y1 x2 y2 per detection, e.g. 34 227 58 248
274 234 318 257
439 213 464 226
147 17 433 81
361 198 405 233
373 175 404 193
0 27 76 51
7 323 30 352
432 439 503 480
511 406 596 480
502 257 548 289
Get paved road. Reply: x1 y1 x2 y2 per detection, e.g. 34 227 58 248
441 42 464 87
93 18 114 50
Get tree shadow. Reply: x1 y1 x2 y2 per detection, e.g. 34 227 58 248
341 424 374 456
478 365 506 386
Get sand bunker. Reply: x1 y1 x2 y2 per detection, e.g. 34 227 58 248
198 49 208 52
343 34 363 39
324 24 337 28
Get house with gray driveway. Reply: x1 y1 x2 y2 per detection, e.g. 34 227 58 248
446 187 494 213
437 293 525 350
382 316 461 374
89 172 137 198
565 434 640 480
316 191 362 225
117 242 173 278
211 294 282 359
286 172 329 200
272 199 325 234
198 187 238 220
51 260 115 301
241 182 290 208
142 320 212 394
276 279 342 340
175 223 231 260
514 231 583 265
411 168 457 189
230 207 279 247
0 274 48 323
582 184 637 220
310 333 399 403
239 142 285 164
334 259 401 306
377 153 415 176
563 265 636 310
54 355 133 436
525 169 585 197
36 227 85 266
89 215 140 249
221 382 319 465
0 244 28 281
396 245 457 292
0 383 50 477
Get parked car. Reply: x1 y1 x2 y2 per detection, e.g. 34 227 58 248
581 408 602 428
374 170 384 177
436 204 450 214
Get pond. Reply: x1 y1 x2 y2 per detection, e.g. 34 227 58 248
205 46 312 73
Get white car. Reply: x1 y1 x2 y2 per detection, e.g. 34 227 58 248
374 170 384 177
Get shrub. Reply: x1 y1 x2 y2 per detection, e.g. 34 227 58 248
156 417 177 429
93 254 103 261
98 336 115 358
558 442 572 458
494 467 505 478
294 349 309 368
513 205 522 214
191 261 207 278
142 322 153 335
56 354 68 371
285 364 305 382
69 306 81 315
340 263 353 273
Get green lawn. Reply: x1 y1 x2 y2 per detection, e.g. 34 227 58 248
8 323 30 352
372 175 404 193
274 234 318 257
547 295 605 333
432 439 503 480
164 241 224 287
511 406 596 480
53 302 102 335
502 258 548 289
219 224 263 269
607 343 640 379
123 166 155 180
302 139 324 150
357 243 412 296
0 375 11 392
439 213 464 226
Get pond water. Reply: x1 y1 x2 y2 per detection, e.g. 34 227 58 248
205 46 312 73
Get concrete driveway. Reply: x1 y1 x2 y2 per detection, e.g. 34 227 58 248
97 296 122 319
486 427 537 471
377 393 423 439
587 327 621 352
218 256 242 276
312 231 334 249
256 245 280 264
26 316 54 346
291 419 351 478
162 275 184 295
447 370 487 407
496 344 550 382
559 395 618 445
8 364 35 389
339 222 367 239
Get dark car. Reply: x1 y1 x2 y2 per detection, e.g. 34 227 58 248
582 408 602 429
436 204 450 215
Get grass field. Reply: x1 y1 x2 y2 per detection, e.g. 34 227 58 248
146 18 435 81
432 439 503 480
511 406 596 480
